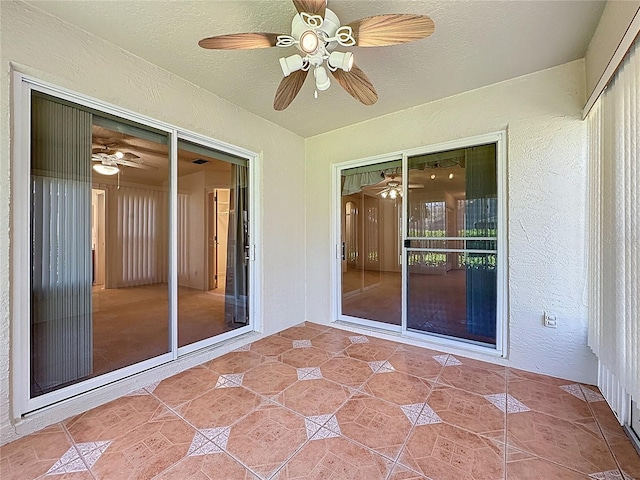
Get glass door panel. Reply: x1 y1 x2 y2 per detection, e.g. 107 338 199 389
405 144 498 346
177 140 249 348
30 92 171 397
340 160 402 326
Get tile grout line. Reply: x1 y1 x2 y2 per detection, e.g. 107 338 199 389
384 353 448 479
146 387 268 478
59 420 98 480
504 367 509 480
580 384 628 479
503 377 625 478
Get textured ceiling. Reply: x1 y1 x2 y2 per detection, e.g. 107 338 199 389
29 0 605 138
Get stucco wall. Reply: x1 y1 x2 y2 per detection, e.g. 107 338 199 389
305 60 598 384
0 1 306 443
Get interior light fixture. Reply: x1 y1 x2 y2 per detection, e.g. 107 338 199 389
449 173 454 179
314 66 331 91
328 51 354 72
115 151 124 159
280 54 304 76
300 30 319 54
430 174 436 180
381 191 388 199
389 189 397 200
93 164 119 176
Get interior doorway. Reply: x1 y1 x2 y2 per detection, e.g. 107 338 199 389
91 188 106 286
207 189 230 292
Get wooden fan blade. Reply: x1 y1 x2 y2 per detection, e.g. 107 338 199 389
331 64 378 106
199 33 282 50
122 152 140 160
116 160 156 170
348 14 435 47
274 70 308 111
292 0 326 18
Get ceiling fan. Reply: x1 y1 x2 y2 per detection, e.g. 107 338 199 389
373 172 424 199
91 144 155 176
198 0 435 110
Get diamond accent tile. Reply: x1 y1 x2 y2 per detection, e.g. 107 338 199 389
293 339 312 348
76 441 112 468
560 383 587 400
433 354 463 366
581 385 606 403
124 387 149 396
215 373 244 388
400 403 425 425
46 447 86 475
485 393 531 413
46 440 112 475
125 380 160 396
414 403 443 425
349 335 369 344
589 470 628 480
187 432 220 456
368 360 395 373
305 414 342 440
304 415 327 439
201 426 231 449
232 343 251 352
297 367 323 380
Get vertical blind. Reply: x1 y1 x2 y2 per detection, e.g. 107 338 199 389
587 39 639 408
31 94 93 396
104 185 169 288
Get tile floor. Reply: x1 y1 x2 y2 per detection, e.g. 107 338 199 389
2 322 640 480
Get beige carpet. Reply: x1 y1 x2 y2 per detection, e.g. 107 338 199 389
92 284 242 377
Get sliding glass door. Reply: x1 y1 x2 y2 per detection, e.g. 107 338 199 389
405 143 498 347
336 134 505 352
21 79 255 413
177 140 250 350
339 159 402 327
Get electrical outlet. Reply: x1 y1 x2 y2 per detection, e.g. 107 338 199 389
543 311 557 328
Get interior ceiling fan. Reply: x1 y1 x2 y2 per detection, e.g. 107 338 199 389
198 0 435 110
91 143 155 176
373 172 424 199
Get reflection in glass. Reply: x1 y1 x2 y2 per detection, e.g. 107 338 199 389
406 143 498 346
177 140 249 348
340 159 402 325
30 92 171 397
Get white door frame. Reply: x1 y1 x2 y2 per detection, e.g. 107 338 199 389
331 132 508 357
12 72 260 416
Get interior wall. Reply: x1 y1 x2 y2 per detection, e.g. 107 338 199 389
0 1 306 444
178 171 206 290
305 59 598 385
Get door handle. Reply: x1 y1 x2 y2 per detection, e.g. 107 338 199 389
341 242 346 261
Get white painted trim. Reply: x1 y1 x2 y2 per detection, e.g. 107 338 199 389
11 70 32 420
178 324 253 356
25 354 173 413
330 153 403 329
330 131 508 357
337 316 402 333
11 72 261 419
13 331 263 441
495 129 509 358
169 130 179 359
583 8 640 118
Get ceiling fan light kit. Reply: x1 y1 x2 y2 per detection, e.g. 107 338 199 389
93 164 119 176
198 0 435 110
